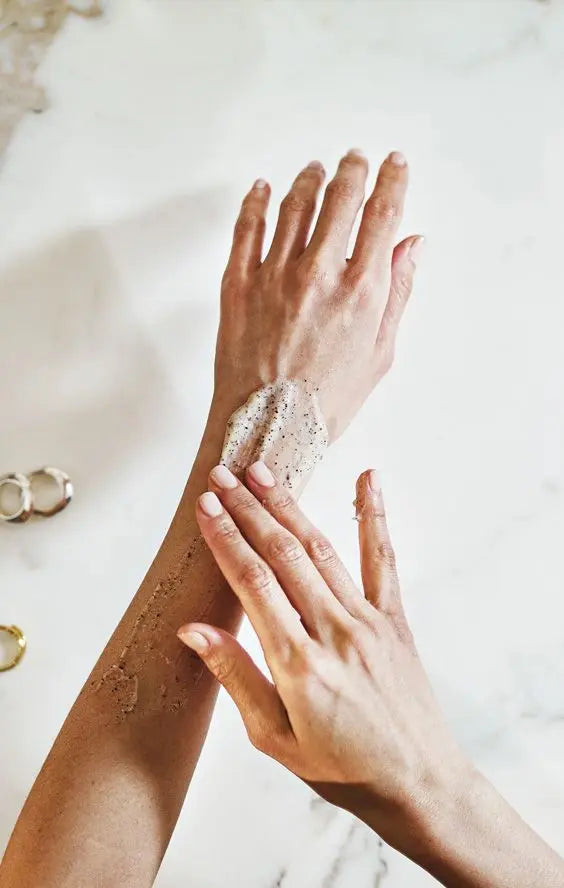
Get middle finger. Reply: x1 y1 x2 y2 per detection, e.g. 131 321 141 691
304 149 368 261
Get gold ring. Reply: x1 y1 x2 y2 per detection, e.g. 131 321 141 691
0 625 27 672
28 467 73 517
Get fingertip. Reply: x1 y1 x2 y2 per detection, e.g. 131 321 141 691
253 178 269 191
247 460 276 488
368 469 381 493
387 150 407 168
355 470 383 520
177 627 210 655
356 469 373 495
408 235 425 266
197 491 223 518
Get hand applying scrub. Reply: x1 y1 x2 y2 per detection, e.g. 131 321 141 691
180 464 564 888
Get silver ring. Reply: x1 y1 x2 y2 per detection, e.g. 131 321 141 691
28 467 73 517
0 473 33 523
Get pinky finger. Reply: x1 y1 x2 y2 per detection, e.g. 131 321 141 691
224 180 271 283
177 622 291 746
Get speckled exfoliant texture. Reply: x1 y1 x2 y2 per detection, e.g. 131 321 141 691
93 536 209 721
221 379 329 487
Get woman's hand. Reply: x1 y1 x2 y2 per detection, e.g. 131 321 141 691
177 461 468 858
213 150 423 441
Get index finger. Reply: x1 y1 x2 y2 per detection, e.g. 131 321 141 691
196 492 307 661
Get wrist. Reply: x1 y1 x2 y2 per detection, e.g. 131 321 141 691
359 755 480 866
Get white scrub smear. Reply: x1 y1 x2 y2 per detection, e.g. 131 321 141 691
221 379 328 487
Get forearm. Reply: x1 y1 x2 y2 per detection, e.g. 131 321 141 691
0 398 256 888
382 766 564 888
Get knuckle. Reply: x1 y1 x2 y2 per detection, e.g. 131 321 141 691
326 177 357 201
208 653 235 685
237 560 273 595
268 490 295 514
365 195 398 228
281 191 315 215
304 534 337 567
266 532 303 565
377 540 397 571
230 491 260 516
208 655 235 685
211 518 239 546
234 210 261 239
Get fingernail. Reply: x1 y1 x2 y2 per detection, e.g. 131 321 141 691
306 160 325 173
388 151 407 167
178 628 209 654
368 470 381 493
254 178 268 189
346 147 366 159
198 491 223 517
247 461 275 487
210 464 238 490
409 236 425 265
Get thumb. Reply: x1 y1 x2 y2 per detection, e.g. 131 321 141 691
177 623 290 750
376 234 424 357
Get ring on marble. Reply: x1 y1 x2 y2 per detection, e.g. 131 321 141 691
0 625 27 672
28 467 73 517
0 473 33 523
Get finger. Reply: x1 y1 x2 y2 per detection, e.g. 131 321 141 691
196 492 307 659
224 179 271 281
267 161 326 265
244 461 365 618
208 465 347 638
350 151 408 271
305 148 368 259
375 234 423 358
355 470 402 615
177 623 292 747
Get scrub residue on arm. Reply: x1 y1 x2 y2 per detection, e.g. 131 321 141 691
220 379 329 487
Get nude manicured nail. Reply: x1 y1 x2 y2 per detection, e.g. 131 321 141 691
307 160 324 171
178 629 209 654
346 147 366 159
254 178 268 189
368 470 381 493
248 461 275 487
199 491 223 517
409 236 425 264
210 464 238 490
388 150 407 167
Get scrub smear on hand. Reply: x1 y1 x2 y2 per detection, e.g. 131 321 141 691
221 379 328 487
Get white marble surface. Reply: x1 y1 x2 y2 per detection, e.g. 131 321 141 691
1 1 564 884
